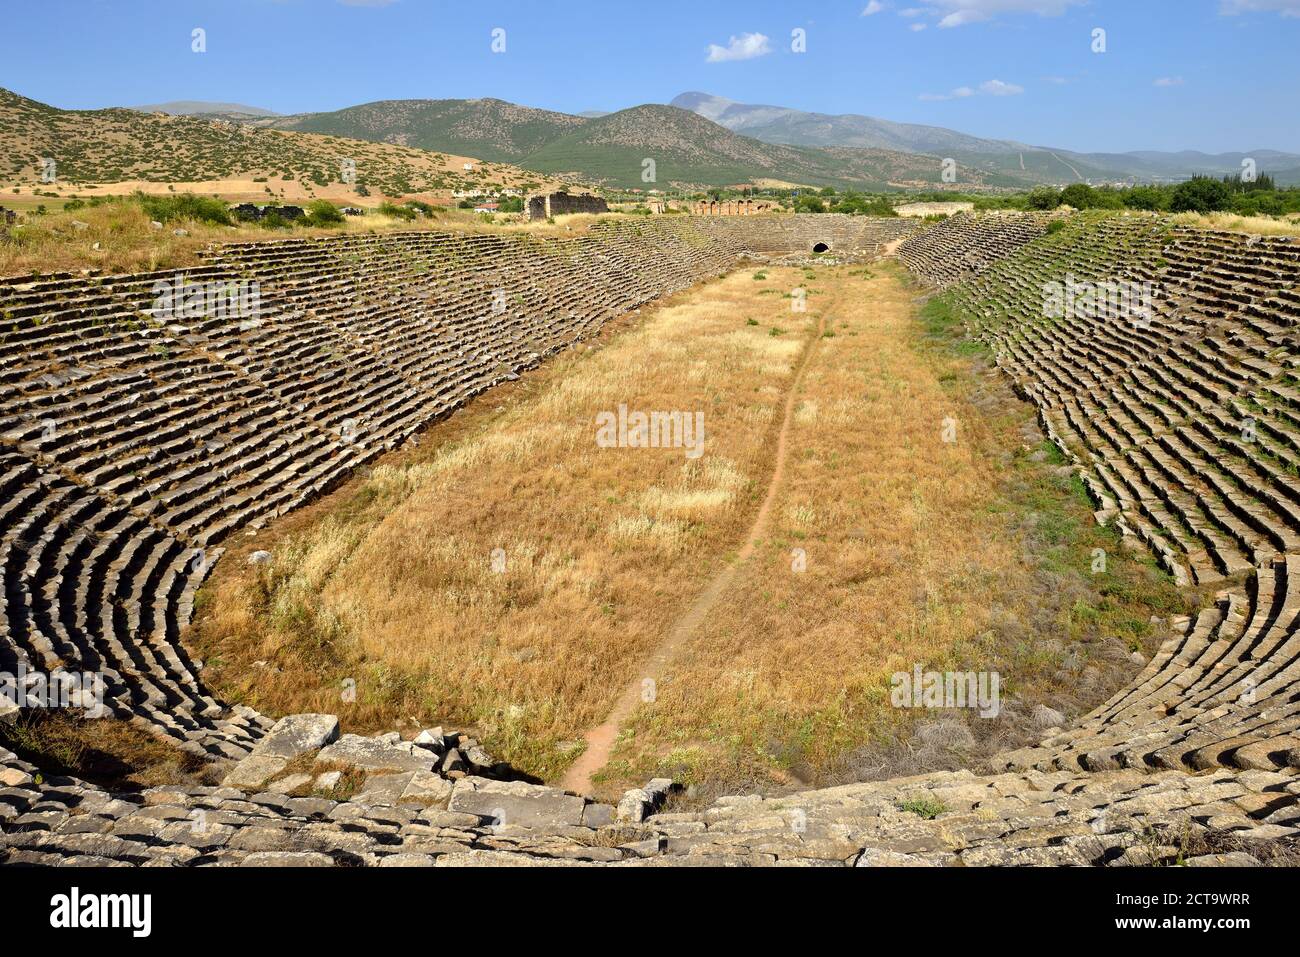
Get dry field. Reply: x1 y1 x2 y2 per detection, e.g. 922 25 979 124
1170 210 1300 237
191 262 1190 798
0 198 627 277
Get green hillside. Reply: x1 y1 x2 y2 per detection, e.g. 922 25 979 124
519 105 986 189
269 98 584 164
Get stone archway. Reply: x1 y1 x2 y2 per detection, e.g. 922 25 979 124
812 241 831 253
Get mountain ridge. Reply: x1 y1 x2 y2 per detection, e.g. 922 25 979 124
669 91 1300 185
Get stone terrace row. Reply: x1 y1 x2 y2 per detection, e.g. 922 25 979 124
903 211 1300 775
0 214 896 759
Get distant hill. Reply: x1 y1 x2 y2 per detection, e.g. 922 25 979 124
131 100 280 117
518 103 973 189
670 91 1300 186
262 98 586 164
671 91 1030 155
246 96 994 190
0 87 567 197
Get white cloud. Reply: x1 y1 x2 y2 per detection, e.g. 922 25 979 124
980 79 1024 95
1154 76 1185 87
1044 75 1068 84
919 81 1017 101
894 1 1086 28
862 1 886 14
910 22 928 30
1220 0 1300 15
705 32 773 62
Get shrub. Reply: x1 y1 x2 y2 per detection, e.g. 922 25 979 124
1046 219 1067 234
1025 187 1061 210
1058 183 1099 209
304 200 345 227
897 797 948 819
1122 186 1168 211
136 192 232 226
1170 176 1233 214
378 202 417 221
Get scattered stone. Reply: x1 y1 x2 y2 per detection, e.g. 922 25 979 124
313 771 342 792
448 778 586 828
0 767 32 788
240 852 335 867
856 848 934 867
617 788 650 823
582 803 616 828
402 770 453 806
355 772 416 805
222 755 288 790
1183 852 1261 867
267 774 313 794
254 714 339 759
317 734 438 773
440 749 467 777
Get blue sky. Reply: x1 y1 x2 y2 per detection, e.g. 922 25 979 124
4 0 1299 153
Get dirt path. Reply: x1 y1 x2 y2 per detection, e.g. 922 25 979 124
1049 151 1084 182
558 302 833 795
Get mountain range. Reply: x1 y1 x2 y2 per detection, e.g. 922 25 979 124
132 100 281 118
205 91 1300 189
669 92 1300 186
0 88 564 198
18 87 1300 195
225 98 972 190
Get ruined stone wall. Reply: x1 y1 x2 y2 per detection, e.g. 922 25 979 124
690 199 772 216
694 213 920 255
524 191 609 220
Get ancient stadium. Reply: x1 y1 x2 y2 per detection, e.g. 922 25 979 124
3 6 1300 912
2 206 1298 871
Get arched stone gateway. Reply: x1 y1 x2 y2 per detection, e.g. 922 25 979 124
812 241 830 253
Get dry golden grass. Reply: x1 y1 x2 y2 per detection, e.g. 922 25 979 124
594 266 1192 796
601 265 1030 789
1170 211 1300 237
192 261 1190 796
0 198 633 277
192 267 822 779
0 712 215 790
